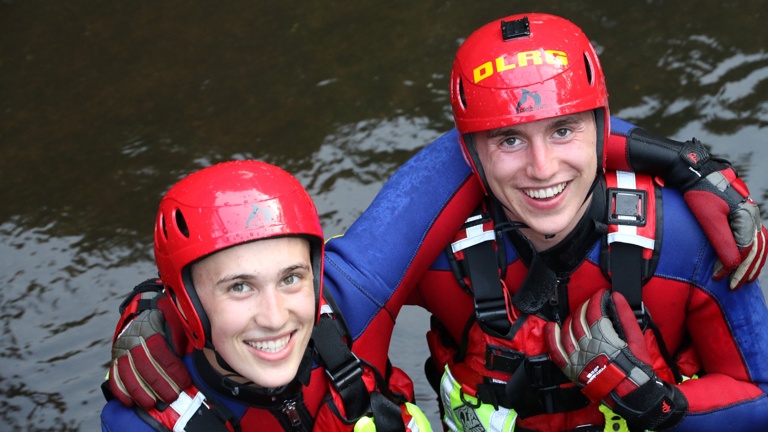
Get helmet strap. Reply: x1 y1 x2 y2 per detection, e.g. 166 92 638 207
463 133 492 194
594 108 606 173
181 266 213 347
212 349 238 375
207 342 313 396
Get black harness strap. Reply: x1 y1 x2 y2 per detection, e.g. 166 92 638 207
311 314 369 421
605 184 649 318
311 297 406 432
609 242 645 316
466 238 512 336
368 391 407 432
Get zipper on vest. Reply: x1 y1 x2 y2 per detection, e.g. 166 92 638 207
550 276 570 326
548 289 561 325
280 399 311 432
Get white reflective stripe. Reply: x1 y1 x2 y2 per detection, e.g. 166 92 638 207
465 214 483 223
616 170 637 189
405 417 419 432
615 171 638 240
440 366 457 405
451 213 494 253
170 391 207 432
606 232 655 250
440 367 459 431
451 228 495 253
488 408 516 432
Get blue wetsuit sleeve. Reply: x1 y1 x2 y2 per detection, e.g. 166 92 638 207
656 189 768 431
608 115 639 137
101 399 156 432
676 279 768 431
323 128 480 341
673 280 768 432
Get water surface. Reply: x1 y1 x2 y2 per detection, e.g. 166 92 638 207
2 1 767 429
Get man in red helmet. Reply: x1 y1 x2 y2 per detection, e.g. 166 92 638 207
100 161 430 431
104 13 768 432
401 13 768 431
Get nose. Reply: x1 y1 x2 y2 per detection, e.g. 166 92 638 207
526 139 558 180
254 288 289 330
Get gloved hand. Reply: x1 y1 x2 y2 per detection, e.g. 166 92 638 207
545 289 688 431
665 139 767 289
109 287 191 410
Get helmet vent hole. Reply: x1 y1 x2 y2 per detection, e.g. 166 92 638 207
584 54 594 85
159 213 168 240
459 79 467 109
174 209 190 238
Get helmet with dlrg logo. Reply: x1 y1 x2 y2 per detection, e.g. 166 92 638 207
153 160 324 350
450 13 610 193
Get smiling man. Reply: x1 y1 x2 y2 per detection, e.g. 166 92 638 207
419 13 768 431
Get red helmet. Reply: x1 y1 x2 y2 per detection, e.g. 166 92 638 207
450 13 610 191
154 160 324 350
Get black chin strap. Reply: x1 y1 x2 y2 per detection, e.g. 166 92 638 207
205 341 313 398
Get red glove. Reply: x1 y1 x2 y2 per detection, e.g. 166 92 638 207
545 289 687 431
666 139 767 289
108 280 191 410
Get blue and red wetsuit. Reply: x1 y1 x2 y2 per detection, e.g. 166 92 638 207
323 125 768 431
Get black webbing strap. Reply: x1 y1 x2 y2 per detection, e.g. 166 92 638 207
605 183 648 321
610 242 644 312
368 391 406 432
313 314 408 431
499 354 589 419
183 404 238 432
312 316 369 420
465 239 511 336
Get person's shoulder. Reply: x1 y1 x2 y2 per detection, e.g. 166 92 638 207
655 186 720 281
659 186 704 233
100 400 156 432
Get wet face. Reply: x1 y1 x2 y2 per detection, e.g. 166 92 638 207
191 236 315 389
473 111 598 251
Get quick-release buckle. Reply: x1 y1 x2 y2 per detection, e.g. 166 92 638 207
607 188 647 227
476 298 508 320
485 345 525 373
475 298 510 334
325 352 363 391
525 354 563 414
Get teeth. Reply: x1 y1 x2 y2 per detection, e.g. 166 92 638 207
246 335 290 352
524 183 566 199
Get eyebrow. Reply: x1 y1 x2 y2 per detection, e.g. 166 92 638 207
215 263 310 286
487 114 585 138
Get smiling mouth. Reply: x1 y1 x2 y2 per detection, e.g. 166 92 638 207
245 333 291 352
523 182 566 199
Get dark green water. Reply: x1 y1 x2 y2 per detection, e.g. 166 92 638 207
2 1 767 429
